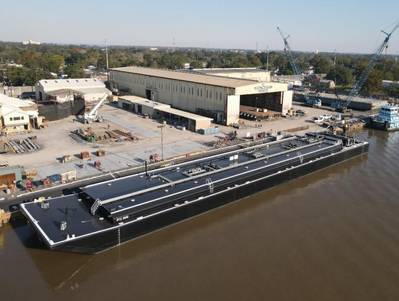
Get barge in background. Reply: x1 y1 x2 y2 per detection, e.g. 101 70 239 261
20 132 369 254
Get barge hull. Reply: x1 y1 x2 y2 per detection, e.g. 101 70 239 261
368 120 399 132
50 143 368 254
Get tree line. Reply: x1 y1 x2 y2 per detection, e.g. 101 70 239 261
1 41 399 97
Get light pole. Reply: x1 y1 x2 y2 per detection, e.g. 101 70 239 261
105 39 109 70
158 124 165 161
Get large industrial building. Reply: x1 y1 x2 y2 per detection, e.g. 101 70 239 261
110 67 292 125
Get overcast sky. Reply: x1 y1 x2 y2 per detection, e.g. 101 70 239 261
1 0 399 54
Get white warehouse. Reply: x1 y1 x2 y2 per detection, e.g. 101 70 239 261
36 78 111 103
110 67 292 125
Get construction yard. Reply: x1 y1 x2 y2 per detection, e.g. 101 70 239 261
0 101 334 194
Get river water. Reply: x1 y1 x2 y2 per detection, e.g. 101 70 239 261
1 130 399 301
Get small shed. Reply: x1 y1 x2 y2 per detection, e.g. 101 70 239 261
0 166 23 189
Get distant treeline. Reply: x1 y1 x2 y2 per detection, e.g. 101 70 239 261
1 42 399 97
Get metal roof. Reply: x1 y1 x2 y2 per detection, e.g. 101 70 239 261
119 95 213 121
0 94 36 108
111 66 257 88
193 68 270 74
37 78 106 91
119 95 170 109
159 106 213 121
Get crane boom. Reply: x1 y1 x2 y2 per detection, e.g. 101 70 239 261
83 93 109 123
277 27 301 75
277 27 322 108
336 22 399 110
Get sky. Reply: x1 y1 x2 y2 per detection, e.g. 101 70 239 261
1 0 399 54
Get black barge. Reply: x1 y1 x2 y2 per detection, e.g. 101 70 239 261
20 133 369 254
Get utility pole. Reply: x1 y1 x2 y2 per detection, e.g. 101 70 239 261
157 124 165 161
105 39 109 70
333 49 337 66
266 45 270 71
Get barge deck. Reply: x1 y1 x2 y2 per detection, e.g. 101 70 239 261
20 133 369 253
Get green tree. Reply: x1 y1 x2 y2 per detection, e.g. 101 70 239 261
45 54 65 73
64 64 85 78
310 55 333 74
362 69 383 95
5 67 50 86
326 65 353 86
19 50 42 68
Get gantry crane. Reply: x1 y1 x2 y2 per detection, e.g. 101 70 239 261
332 22 399 112
277 27 322 108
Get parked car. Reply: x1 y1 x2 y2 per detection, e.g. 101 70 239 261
295 109 306 117
313 116 325 124
320 114 333 120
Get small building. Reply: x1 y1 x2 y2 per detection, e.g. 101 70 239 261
118 95 170 116
118 95 213 132
382 80 399 88
0 106 31 133
0 166 23 190
0 94 39 134
36 78 111 103
110 67 292 126
273 75 303 89
318 79 336 90
22 40 41 46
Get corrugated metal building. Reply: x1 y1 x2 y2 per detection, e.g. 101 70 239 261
110 67 292 125
36 78 111 103
118 96 213 131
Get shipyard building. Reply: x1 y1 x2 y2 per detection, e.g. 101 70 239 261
110 67 292 125
36 78 111 103
0 94 40 134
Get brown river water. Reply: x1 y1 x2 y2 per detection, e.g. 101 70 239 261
1 129 399 301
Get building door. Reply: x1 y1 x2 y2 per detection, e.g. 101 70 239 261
188 120 195 132
122 103 130 110
138 105 142 114
146 89 152 100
